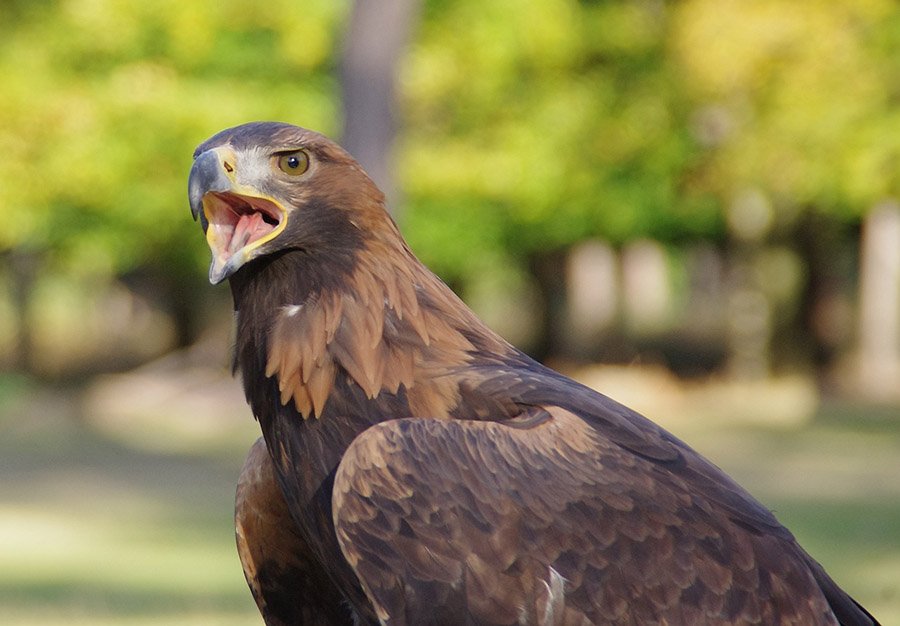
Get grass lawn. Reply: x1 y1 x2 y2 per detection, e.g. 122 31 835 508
0 382 260 625
1 378 898 624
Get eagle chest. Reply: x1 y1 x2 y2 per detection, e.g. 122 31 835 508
256 401 381 620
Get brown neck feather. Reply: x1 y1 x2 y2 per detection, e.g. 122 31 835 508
233 219 512 422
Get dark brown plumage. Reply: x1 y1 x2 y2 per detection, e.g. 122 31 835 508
188 121 879 625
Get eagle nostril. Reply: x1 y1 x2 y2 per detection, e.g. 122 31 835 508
223 160 234 173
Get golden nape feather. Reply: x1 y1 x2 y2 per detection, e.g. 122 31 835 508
188 122 879 626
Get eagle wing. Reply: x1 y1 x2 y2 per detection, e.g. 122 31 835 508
236 437 355 625
332 381 859 625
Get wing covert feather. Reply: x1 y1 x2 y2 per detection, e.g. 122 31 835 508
332 408 840 626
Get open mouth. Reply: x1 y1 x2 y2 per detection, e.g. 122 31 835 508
203 191 284 262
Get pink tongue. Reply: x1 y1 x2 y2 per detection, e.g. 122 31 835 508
229 212 267 254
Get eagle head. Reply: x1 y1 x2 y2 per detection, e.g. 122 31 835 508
188 121 385 284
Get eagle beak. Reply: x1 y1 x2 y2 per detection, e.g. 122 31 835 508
189 147 288 285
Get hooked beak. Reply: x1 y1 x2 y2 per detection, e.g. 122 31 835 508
188 148 288 284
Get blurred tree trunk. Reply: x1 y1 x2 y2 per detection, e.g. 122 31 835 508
725 248 772 380
724 190 775 380
122 266 203 350
564 240 619 356
7 249 39 372
793 212 855 374
528 249 571 363
340 0 420 215
856 201 900 401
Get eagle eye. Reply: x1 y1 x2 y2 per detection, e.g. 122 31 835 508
276 150 310 176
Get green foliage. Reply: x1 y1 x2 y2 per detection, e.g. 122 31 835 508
399 0 719 279
398 0 899 282
0 0 345 277
672 0 900 217
1 0 898 287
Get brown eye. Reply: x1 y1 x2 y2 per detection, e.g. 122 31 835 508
277 150 309 176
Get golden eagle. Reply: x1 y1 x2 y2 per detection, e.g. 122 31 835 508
188 122 879 625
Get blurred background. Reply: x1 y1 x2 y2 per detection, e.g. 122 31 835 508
1 0 899 623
